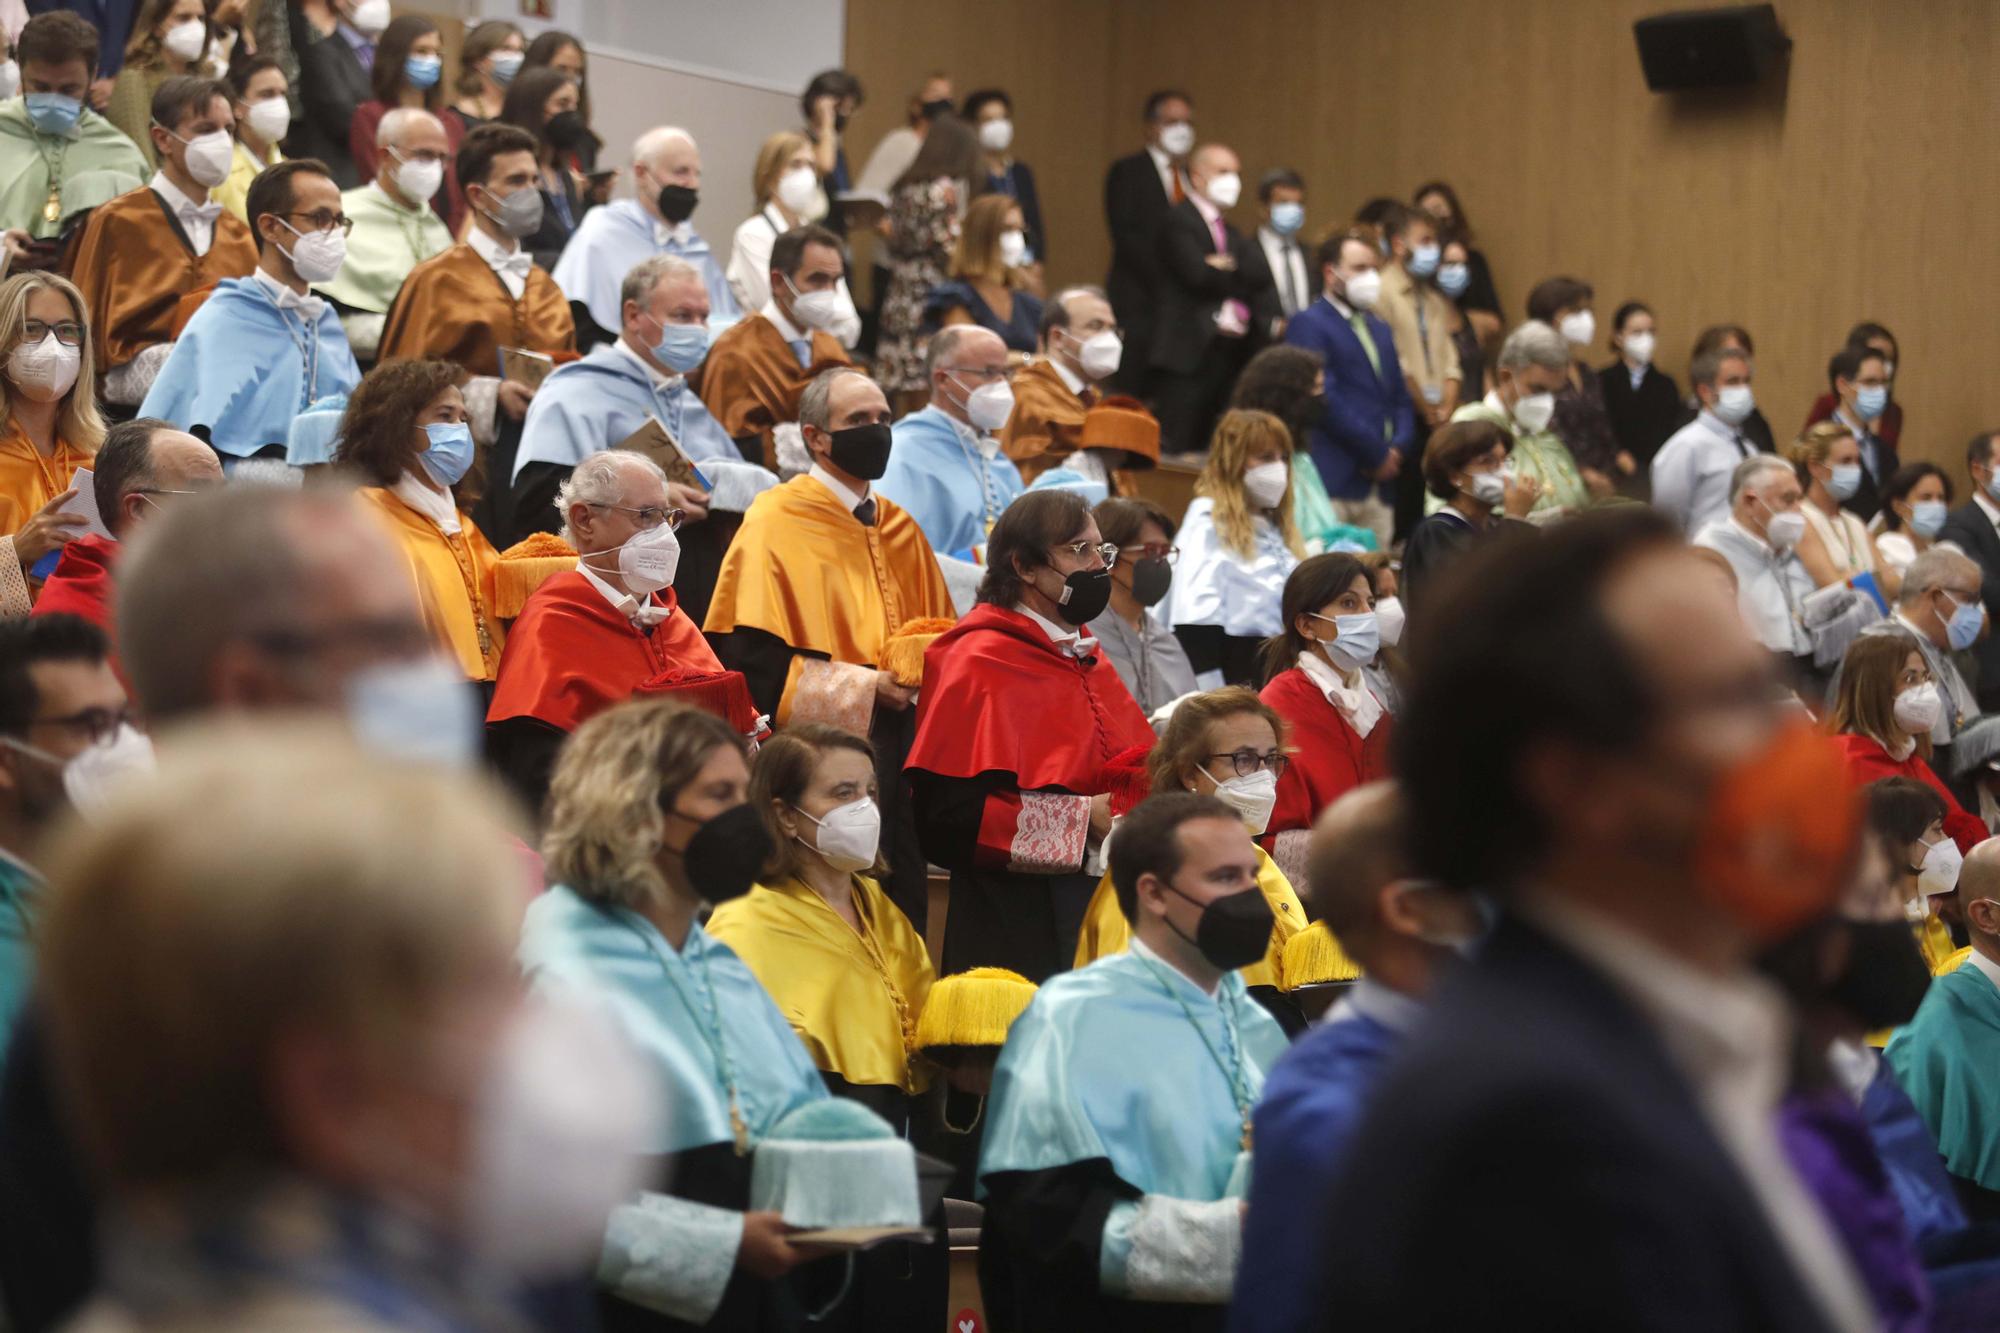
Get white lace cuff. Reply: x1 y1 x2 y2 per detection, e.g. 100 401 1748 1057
0 536 28 617
700 458 780 513
103 342 174 406
340 311 386 361
597 1192 744 1325
1111 1194 1241 1304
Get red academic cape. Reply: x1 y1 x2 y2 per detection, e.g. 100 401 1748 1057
487 570 720 732
907 603 1152 873
32 533 117 633
1834 731 1986 854
1261 666 1395 837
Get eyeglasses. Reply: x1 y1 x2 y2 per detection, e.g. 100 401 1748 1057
1120 542 1180 564
589 502 684 531
35 705 133 746
283 210 355 236
946 365 1013 384
22 319 83 347
1207 748 1289 779
1053 540 1119 567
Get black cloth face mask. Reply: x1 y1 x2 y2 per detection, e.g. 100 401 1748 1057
1163 881 1273 972
1052 568 1112 626
665 802 771 904
655 183 699 224
1829 919 1932 1029
1128 556 1172 608
825 422 892 480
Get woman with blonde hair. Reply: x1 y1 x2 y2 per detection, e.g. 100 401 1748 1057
522 698 855 1329
726 130 830 312
1168 409 1305 686
1788 419 1877 588
926 193 1042 354
104 0 211 163
0 273 106 611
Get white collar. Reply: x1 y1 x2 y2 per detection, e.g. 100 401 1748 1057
1048 354 1087 397
808 462 867 511
1968 947 2000 996
575 557 669 626
1014 600 1099 658
1892 610 1941 651
1257 224 1292 249
936 405 998 458
1130 932 1220 998
759 300 807 345
613 335 677 390
389 470 460 534
1330 976 1424 1034
1323 291 1356 321
1728 516 1776 557
652 216 694 247
466 221 522 267
149 169 211 216
1189 190 1222 226
761 202 790 232
1975 491 2000 529
1145 143 1174 174
1697 408 1741 439
1297 648 1383 737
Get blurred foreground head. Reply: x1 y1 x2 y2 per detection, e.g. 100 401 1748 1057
1394 508 1857 954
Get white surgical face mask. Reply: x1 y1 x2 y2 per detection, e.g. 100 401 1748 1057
1341 268 1382 310
1243 460 1289 510
978 117 1014 152
997 228 1028 268
8 331 80 401
1158 121 1195 157
161 18 207 62
796 796 881 873
1511 390 1556 434
1558 310 1595 348
1204 171 1241 209
346 655 480 768
278 218 347 284
1894 681 1943 736
245 95 291 144
1200 765 1278 837
775 164 819 215
1713 382 1756 426
1375 595 1406 647
1622 331 1656 365
392 151 445 204
1465 467 1510 508
1069 329 1122 381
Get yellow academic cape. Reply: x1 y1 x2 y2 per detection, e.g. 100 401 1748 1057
70 186 258 370
1073 843 1309 990
707 874 935 1093
703 475 953 726
376 242 576 377
216 140 281 224
356 487 506 681
0 425 90 541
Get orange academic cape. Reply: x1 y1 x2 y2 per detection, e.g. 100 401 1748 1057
693 313 850 469
702 475 951 728
998 357 1090 484
488 570 720 732
0 426 90 542
69 186 258 370
376 243 577 377
356 487 507 681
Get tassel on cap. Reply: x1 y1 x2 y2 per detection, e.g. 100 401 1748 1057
914 967 1038 1052
1280 920 1363 990
492 532 577 619
881 615 956 688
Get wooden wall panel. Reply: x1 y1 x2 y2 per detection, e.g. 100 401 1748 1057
844 0 2000 471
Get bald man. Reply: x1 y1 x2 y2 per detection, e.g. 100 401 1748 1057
320 107 456 358
1233 781 1485 1333
1888 837 2000 1214
553 125 743 350
877 324 1024 562
1148 140 1279 454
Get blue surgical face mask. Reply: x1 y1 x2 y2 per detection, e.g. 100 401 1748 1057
1909 499 1948 539
1827 462 1863 502
418 421 475 487
346 655 480 769
403 53 443 90
1436 262 1470 298
648 317 710 374
1855 384 1888 421
25 91 82 136
1406 243 1441 278
1310 610 1380 666
1268 200 1304 236
1945 592 1985 653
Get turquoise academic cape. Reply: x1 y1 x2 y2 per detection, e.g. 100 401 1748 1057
518 883 828 1154
978 949 1288 1201
549 199 741 336
0 853 40 1079
138 278 361 458
512 341 735 482
877 405 1025 562
1885 960 2000 1192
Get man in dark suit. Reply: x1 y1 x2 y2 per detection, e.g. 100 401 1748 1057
293 3 378 187
1102 89 1194 396
1143 142 1277 456
1283 228 1416 547
1312 509 1876 1333
1939 430 2000 712
1818 342 1900 522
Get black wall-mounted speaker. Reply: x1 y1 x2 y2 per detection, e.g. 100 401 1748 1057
1634 4 1792 91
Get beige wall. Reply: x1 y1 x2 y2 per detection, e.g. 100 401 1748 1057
845 0 2000 473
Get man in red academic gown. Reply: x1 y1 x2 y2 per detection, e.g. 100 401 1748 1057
487 448 749 811
907 489 1154 981
33 418 221 658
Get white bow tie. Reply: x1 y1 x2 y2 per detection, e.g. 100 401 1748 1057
1065 636 1099 659
273 286 325 321
491 250 534 280
625 598 671 628
179 199 223 226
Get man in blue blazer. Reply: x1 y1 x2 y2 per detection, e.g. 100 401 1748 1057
1283 229 1417 547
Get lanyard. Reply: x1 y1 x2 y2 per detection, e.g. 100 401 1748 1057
255 282 321 409
613 911 754 1155
1137 954 1255 1150
947 421 1003 533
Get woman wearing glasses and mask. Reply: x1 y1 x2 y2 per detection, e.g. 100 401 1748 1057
1088 496 1195 721
0 273 106 616
908 488 1155 983
335 359 505 682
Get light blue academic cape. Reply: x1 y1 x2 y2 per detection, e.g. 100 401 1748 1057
876 405 1024 561
978 948 1287 1202
550 199 741 337
138 278 361 458
519 884 827 1155
513 342 735 482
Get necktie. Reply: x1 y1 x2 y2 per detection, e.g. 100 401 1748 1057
1170 169 1185 205
790 338 813 370
1282 245 1301 313
1080 385 1099 408
854 498 876 526
1733 433 1750 458
1348 311 1381 378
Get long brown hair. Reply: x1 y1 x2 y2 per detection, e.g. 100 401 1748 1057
1829 633 1932 762
894 111 980 193
751 724 887 883
952 194 1023 289
1195 409 1304 561
1259 552 1370 686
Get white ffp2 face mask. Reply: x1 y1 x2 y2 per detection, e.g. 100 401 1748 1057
245 95 291 144
797 796 882 873
957 376 1016 433
1919 835 1963 898
1069 329 1122 381
1375 595 1406 647
1204 171 1241 209
1511 391 1556 434
8 331 80 401
1895 682 1943 736
776 165 819 215
1341 268 1383 310
1202 765 1278 837
1243 460 1289 510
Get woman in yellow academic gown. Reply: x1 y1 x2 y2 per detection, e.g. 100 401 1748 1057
0 272 107 613
335 359 505 681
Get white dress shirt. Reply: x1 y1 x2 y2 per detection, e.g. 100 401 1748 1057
1527 898 1876 1333
1257 225 1311 318
576 558 669 626
467 222 531 300
726 204 790 311
1169 497 1298 639
1651 409 1753 535
150 170 220 257
250 266 324 320
613 336 677 391
1694 517 1813 656
1145 143 1185 203
1325 976 1424 1033
1975 489 2000 537
808 461 868 511
1014 600 1096 658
